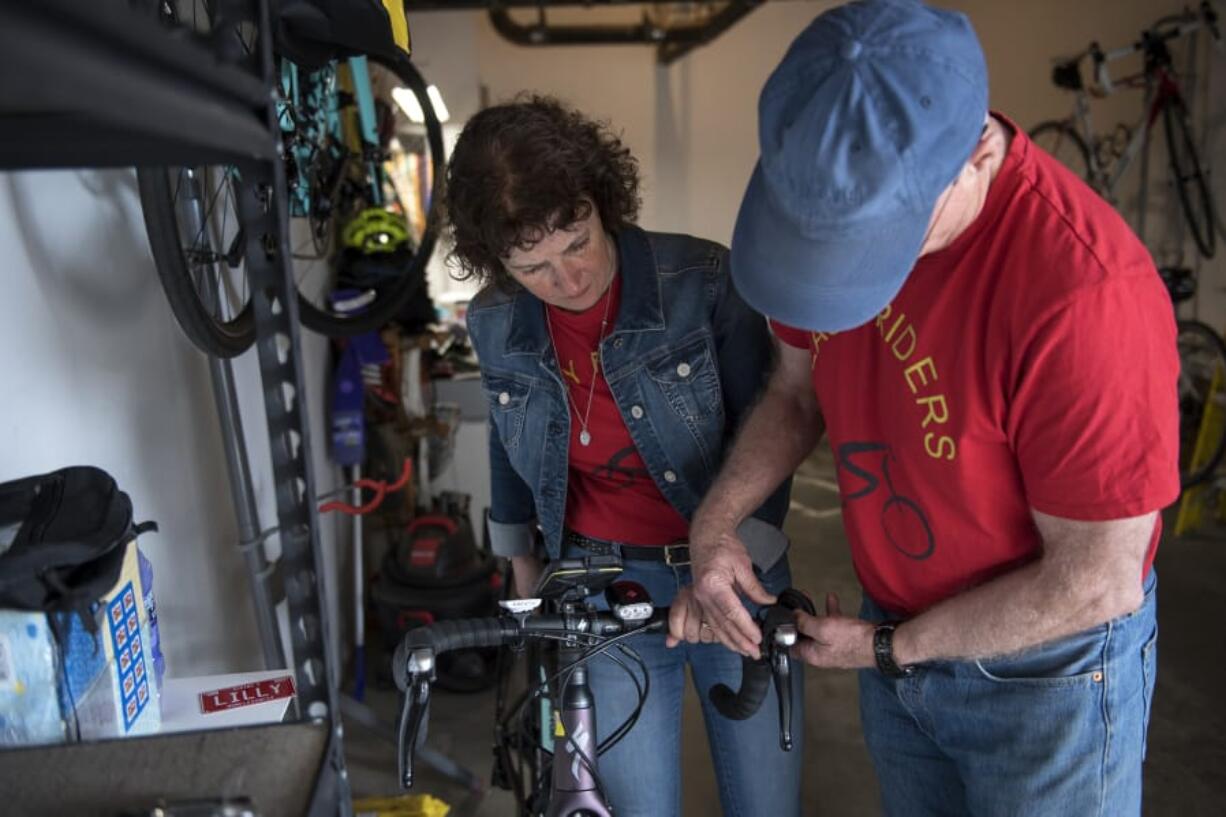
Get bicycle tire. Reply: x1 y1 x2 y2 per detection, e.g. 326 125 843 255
1176 319 1226 488
136 1 258 358
1029 120 1092 184
138 159 258 358
1163 97 1217 259
296 54 445 337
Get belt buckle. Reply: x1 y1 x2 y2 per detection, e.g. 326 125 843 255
663 544 690 567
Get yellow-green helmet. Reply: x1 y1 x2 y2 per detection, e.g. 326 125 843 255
341 208 410 254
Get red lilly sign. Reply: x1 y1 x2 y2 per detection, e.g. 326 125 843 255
199 676 296 714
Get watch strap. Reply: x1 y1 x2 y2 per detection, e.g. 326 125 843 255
873 621 915 678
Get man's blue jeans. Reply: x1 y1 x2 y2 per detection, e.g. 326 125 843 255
859 572 1158 817
568 545 804 817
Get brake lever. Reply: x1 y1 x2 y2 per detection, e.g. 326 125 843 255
396 648 436 789
708 589 813 751
769 622 799 750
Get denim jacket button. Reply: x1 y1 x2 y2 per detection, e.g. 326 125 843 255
630 405 644 420
613 338 624 349
498 392 510 406
676 362 691 378
663 470 677 483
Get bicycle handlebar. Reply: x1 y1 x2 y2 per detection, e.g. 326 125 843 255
393 602 663 789
1052 2 1220 96
392 617 519 690
392 585 815 791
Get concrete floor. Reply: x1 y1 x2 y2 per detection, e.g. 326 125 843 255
343 449 1226 816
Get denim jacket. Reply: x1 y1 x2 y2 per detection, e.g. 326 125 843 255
466 225 791 564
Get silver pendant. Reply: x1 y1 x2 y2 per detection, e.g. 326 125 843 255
579 430 592 446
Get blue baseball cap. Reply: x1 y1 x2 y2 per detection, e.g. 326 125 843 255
731 0 989 332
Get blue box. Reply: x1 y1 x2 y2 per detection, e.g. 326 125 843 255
0 540 161 746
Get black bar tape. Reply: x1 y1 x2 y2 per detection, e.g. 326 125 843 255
393 617 513 690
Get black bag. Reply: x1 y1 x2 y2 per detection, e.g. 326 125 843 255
274 0 411 69
0 467 156 631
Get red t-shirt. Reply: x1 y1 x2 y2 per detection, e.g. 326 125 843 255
547 274 690 545
772 116 1180 616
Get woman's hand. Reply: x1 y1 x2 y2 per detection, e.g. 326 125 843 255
665 586 721 647
511 554 544 599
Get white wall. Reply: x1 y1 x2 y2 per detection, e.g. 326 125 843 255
408 0 1225 326
0 169 346 679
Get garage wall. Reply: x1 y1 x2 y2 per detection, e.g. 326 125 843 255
410 0 1226 326
0 170 347 679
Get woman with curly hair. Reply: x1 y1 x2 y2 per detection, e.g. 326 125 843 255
450 95 802 816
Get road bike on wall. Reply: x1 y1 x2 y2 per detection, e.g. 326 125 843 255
137 0 445 357
1029 1 1220 259
1163 268 1226 488
394 556 812 817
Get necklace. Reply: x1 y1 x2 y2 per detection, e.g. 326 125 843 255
544 279 614 447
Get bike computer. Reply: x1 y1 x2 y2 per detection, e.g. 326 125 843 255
532 555 624 602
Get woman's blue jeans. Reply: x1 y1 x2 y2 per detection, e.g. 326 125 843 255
566 545 804 817
858 572 1159 817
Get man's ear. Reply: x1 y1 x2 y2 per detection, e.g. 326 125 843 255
968 120 1005 174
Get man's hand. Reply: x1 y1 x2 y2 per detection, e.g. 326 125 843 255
684 524 776 658
792 592 876 670
510 554 544 599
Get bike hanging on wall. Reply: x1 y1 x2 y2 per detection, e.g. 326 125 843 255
137 0 445 357
1029 1 1220 260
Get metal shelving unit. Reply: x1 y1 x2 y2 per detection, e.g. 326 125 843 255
0 1 350 814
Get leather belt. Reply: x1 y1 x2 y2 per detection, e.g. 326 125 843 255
563 530 691 567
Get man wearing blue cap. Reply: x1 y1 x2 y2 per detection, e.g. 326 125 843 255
666 0 1180 813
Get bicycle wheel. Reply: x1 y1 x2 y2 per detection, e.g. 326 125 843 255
138 166 256 357
1029 120 1092 183
1163 97 1217 259
135 1 258 357
293 54 445 337
1176 320 1226 488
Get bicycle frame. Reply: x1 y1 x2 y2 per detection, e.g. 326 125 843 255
543 643 614 817
1063 69 1184 243
278 54 384 220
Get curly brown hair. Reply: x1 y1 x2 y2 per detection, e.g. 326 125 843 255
444 95 641 288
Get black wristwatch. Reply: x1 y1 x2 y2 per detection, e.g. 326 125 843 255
873 622 915 678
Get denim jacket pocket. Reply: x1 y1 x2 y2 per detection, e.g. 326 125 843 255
972 624 1108 688
645 335 724 425
484 373 532 453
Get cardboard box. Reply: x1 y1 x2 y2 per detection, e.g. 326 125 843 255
0 540 160 746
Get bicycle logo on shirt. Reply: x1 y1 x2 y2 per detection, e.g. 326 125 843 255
594 445 652 488
837 441 936 561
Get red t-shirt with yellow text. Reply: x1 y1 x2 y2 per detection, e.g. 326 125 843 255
547 274 690 545
772 119 1180 616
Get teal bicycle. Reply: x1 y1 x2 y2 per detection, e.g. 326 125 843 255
137 0 444 357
